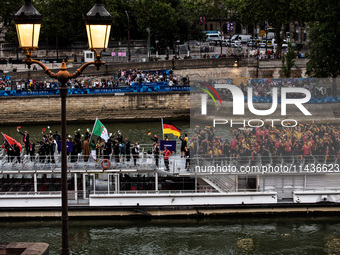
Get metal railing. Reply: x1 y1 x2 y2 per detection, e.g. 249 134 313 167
0 147 338 174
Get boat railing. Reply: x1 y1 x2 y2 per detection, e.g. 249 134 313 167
0 191 61 196
0 150 338 173
88 188 276 196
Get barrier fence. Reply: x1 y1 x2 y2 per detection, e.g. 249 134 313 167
1 84 339 104
0 85 191 96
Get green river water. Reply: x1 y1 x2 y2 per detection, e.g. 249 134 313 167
1 217 340 254
0 120 192 146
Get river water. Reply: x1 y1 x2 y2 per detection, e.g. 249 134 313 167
0 120 192 147
0 120 235 151
1 217 340 254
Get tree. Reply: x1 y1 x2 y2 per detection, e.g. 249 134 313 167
129 0 177 48
0 0 23 43
34 0 93 47
201 0 238 32
282 42 295 77
238 0 312 56
306 0 340 97
173 0 205 43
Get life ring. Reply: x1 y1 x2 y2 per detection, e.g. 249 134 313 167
101 159 111 170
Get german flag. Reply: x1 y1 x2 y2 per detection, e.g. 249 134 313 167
163 120 181 137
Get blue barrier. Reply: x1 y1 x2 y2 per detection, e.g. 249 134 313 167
1 86 339 104
1 85 192 96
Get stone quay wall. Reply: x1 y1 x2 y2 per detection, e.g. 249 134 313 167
0 92 190 125
7 58 308 82
1 91 339 125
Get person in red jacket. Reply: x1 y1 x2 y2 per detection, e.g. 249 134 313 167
162 146 172 171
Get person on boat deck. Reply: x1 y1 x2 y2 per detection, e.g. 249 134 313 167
149 134 158 143
17 129 30 155
119 142 126 162
153 142 160 168
2 141 12 162
28 140 35 162
179 134 188 158
82 136 90 162
125 137 131 162
95 139 102 163
48 137 56 163
13 143 21 163
113 139 120 163
131 143 139 167
89 139 96 161
185 146 190 170
162 146 171 171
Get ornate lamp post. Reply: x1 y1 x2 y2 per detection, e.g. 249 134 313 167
14 1 113 254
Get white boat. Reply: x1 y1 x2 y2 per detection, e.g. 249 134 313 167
0 145 339 211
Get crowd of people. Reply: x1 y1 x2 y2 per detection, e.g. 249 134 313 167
189 123 340 165
2 69 181 91
2 122 339 170
215 78 335 102
1 127 179 170
246 78 333 98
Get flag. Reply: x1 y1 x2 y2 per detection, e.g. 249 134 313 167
92 118 109 142
17 126 21 129
147 131 151 135
2 133 22 153
42 128 46 132
163 120 181 137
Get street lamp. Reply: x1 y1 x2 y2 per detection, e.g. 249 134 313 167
125 11 131 61
155 39 159 58
14 0 42 57
14 1 113 254
146 27 150 61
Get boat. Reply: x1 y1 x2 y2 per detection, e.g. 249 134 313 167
0 145 339 218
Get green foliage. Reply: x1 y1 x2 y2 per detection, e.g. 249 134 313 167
34 0 93 47
306 0 340 78
306 0 339 97
130 0 177 44
238 0 312 55
282 42 296 78
2 0 207 48
0 0 23 43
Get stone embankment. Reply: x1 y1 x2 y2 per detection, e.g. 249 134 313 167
0 92 190 125
7 57 308 81
0 92 339 125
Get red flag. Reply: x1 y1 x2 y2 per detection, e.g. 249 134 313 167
42 128 46 132
17 126 21 129
2 133 22 153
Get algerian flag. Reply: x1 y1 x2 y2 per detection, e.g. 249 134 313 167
92 118 109 142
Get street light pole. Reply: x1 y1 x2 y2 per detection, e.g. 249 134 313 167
256 38 259 78
155 39 159 58
14 1 113 254
256 48 259 78
146 27 150 61
125 11 131 61
60 81 68 254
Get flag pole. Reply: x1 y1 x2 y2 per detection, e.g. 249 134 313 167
88 118 98 142
161 118 164 140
